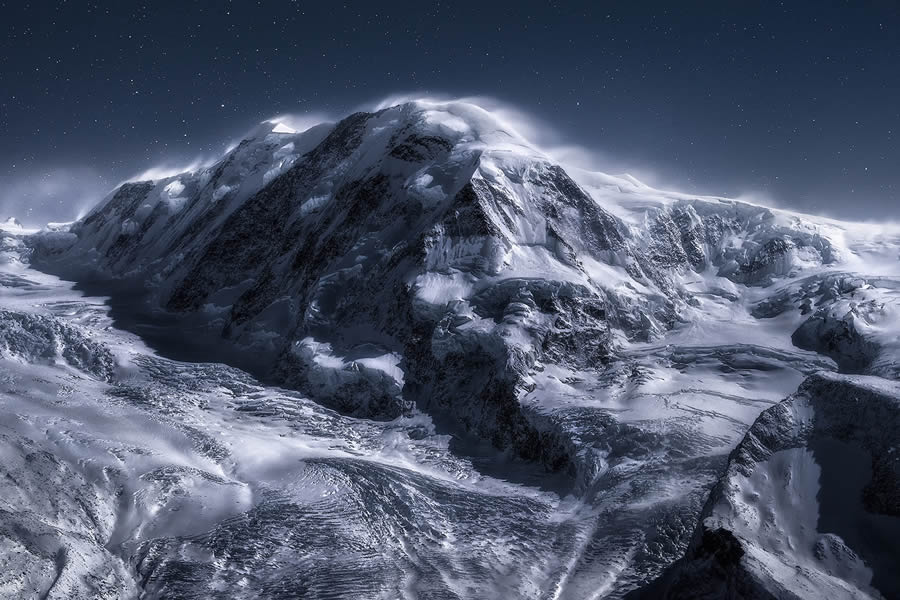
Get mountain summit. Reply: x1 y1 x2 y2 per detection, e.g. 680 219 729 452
22 99 900 599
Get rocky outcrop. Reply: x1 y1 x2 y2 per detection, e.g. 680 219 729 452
634 372 900 600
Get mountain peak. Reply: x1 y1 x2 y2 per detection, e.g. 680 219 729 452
378 99 543 160
269 121 297 134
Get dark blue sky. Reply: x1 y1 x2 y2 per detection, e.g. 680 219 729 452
2 1 898 224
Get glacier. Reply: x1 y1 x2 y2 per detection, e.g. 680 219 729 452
2 99 898 599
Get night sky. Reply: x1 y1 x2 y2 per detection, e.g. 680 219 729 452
2 1 898 225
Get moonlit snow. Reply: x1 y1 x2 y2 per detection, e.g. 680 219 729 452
3 99 898 599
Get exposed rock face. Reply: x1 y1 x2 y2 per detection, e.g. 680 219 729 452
635 372 900 600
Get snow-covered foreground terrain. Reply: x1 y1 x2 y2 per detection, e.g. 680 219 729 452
3 228 819 599
5 99 900 598
1 233 586 599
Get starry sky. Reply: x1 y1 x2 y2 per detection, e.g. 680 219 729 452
2 1 898 225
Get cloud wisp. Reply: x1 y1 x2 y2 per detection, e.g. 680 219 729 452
0 167 112 227
129 158 214 183
360 92 685 191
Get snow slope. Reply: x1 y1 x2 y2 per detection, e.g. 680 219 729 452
639 372 900 600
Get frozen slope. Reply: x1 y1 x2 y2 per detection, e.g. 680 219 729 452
638 372 900 600
16 99 900 598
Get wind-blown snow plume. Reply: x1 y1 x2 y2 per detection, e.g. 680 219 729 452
0 167 109 227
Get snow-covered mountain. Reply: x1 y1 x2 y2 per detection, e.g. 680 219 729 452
638 372 900 600
7 99 900 598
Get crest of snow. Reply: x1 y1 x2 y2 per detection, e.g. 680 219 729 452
129 157 211 182
262 145 299 186
212 185 232 202
162 180 185 197
581 255 651 294
405 171 449 206
720 447 821 556
0 217 26 233
708 437 883 598
355 353 405 385
262 162 286 186
294 339 404 384
421 108 471 135
223 140 239 154
371 98 546 164
44 221 74 231
160 179 188 213
263 112 332 134
270 122 296 134
274 142 295 159
374 94 540 138
296 337 345 369
414 173 433 187
414 271 475 305
300 194 330 217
